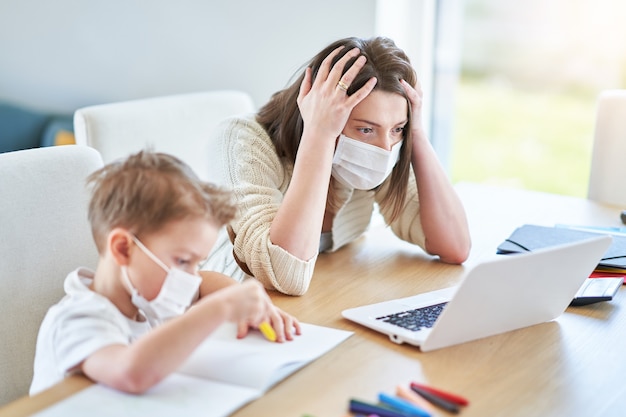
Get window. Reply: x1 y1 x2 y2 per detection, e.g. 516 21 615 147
450 0 626 197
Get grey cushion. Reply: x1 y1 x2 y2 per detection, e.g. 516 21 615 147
0 102 49 153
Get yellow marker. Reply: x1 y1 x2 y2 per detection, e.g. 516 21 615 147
259 321 277 342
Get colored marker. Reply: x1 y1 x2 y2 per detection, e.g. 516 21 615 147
259 321 276 342
409 382 469 406
349 399 408 417
409 384 460 414
378 392 431 417
395 385 435 412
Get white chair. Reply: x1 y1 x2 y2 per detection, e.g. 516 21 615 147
73 90 255 182
0 145 102 405
587 90 626 207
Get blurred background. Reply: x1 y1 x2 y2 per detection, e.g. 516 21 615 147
450 0 626 197
2 0 625 198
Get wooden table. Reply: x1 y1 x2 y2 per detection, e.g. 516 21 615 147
3 182 626 417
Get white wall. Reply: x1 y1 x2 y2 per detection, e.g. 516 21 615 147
0 0 378 114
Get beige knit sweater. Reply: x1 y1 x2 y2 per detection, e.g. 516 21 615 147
204 115 427 296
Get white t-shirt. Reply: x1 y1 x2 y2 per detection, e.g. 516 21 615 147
30 268 150 395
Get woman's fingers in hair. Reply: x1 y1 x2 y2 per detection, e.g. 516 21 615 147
328 48 362 86
400 79 425 130
316 45 348 84
400 79 423 109
296 67 313 108
335 54 366 90
318 46 361 85
345 76 378 107
328 48 377 105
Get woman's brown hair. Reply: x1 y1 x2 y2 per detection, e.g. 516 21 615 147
257 36 417 220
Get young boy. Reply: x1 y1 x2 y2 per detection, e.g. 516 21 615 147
30 150 300 395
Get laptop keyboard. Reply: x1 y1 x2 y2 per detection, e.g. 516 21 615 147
376 302 448 332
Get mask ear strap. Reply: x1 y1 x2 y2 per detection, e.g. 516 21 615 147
120 266 135 294
131 235 170 272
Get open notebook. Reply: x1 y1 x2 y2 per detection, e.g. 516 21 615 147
343 235 611 352
32 323 352 417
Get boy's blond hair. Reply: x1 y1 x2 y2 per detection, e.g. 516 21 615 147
87 150 235 253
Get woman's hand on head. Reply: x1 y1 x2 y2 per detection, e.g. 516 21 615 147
400 79 426 136
297 46 378 143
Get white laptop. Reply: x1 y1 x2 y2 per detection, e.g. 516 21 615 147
342 235 612 352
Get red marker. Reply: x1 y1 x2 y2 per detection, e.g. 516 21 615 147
410 382 469 406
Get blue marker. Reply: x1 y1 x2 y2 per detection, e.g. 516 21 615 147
378 392 432 417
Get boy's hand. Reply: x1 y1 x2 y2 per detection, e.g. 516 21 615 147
215 280 269 326
198 277 301 343
236 296 302 343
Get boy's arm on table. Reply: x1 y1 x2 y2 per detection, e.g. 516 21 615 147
81 280 268 394
198 270 239 296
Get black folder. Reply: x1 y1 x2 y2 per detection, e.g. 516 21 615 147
497 224 626 271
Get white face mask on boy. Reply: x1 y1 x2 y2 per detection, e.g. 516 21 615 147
331 134 403 190
121 236 201 328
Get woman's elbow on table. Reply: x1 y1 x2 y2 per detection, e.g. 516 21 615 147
427 237 471 265
259 270 313 297
266 276 311 296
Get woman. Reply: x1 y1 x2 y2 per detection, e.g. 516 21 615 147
206 36 471 296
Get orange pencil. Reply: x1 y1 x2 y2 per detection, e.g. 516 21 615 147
395 384 436 413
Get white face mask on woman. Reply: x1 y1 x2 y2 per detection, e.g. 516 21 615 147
331 134 403 190
121 236 201 328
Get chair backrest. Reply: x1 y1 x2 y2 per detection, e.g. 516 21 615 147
0 145 102 405
73 90 255 181
587 90 626 207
